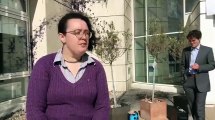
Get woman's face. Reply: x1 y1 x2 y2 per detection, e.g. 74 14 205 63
60 18 90 56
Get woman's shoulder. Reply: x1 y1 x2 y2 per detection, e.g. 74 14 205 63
91 57 103 66
85 52 103 67
34 53 57 66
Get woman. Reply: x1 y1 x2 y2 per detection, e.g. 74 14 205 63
26 12 110 120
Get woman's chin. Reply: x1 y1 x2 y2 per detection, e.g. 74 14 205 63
78 49 87 55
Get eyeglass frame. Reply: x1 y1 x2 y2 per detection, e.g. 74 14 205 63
65 29 92 39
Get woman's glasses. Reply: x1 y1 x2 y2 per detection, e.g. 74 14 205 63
66 29 92 39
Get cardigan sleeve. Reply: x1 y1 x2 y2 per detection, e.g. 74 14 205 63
26 58 50 120
92 62 110 120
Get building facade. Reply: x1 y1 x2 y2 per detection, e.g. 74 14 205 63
0 0 215 117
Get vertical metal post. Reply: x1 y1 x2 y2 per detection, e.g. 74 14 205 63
145 0 149 83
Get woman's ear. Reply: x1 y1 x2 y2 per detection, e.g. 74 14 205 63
58 33 66 44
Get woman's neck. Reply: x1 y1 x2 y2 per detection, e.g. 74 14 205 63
62 48 82 63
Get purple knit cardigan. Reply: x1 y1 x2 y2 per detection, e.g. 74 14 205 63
26 53 110 120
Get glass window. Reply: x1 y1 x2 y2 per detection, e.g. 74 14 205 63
134 7 145 22
147 34 182 85
134 0 184 85
0 16 28 74
148 0 183 33
185 0 197 13
147 47 170 84
148 0 157 7
148 8 157 19
134 22 145 36
0 0 26 12
135 37 147 82
0 77 28 102
134 1 145 36
134 0 144 8
157 7 168 22
167 33 184 85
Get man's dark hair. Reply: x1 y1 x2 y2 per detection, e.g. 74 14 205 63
58 12 97 51
186 29 202 40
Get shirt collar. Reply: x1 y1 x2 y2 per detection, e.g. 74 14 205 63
191 44 200 50
196 44 200 50
53 49 95 67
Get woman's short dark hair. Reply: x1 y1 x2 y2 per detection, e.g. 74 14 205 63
186 29 202 40
58 12 97 51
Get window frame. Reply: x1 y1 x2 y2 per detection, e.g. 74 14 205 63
0 0 30 81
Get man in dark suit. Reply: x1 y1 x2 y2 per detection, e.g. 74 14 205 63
181 30 215 120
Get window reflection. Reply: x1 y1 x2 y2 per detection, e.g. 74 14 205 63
0 16 28 74
135 37 147 82
0 0 26 12
134 0 183 35
0 77 28 102
134 0 184 85
185 0 197 13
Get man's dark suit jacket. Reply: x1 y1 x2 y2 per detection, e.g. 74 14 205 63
181 45 215 92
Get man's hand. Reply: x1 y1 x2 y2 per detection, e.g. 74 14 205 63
191 63 199 70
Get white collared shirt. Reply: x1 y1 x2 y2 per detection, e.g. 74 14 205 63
189 45 200 74
53 49 95 83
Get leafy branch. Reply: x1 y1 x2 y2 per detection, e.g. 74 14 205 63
95 22 131 64
95 21 131 108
